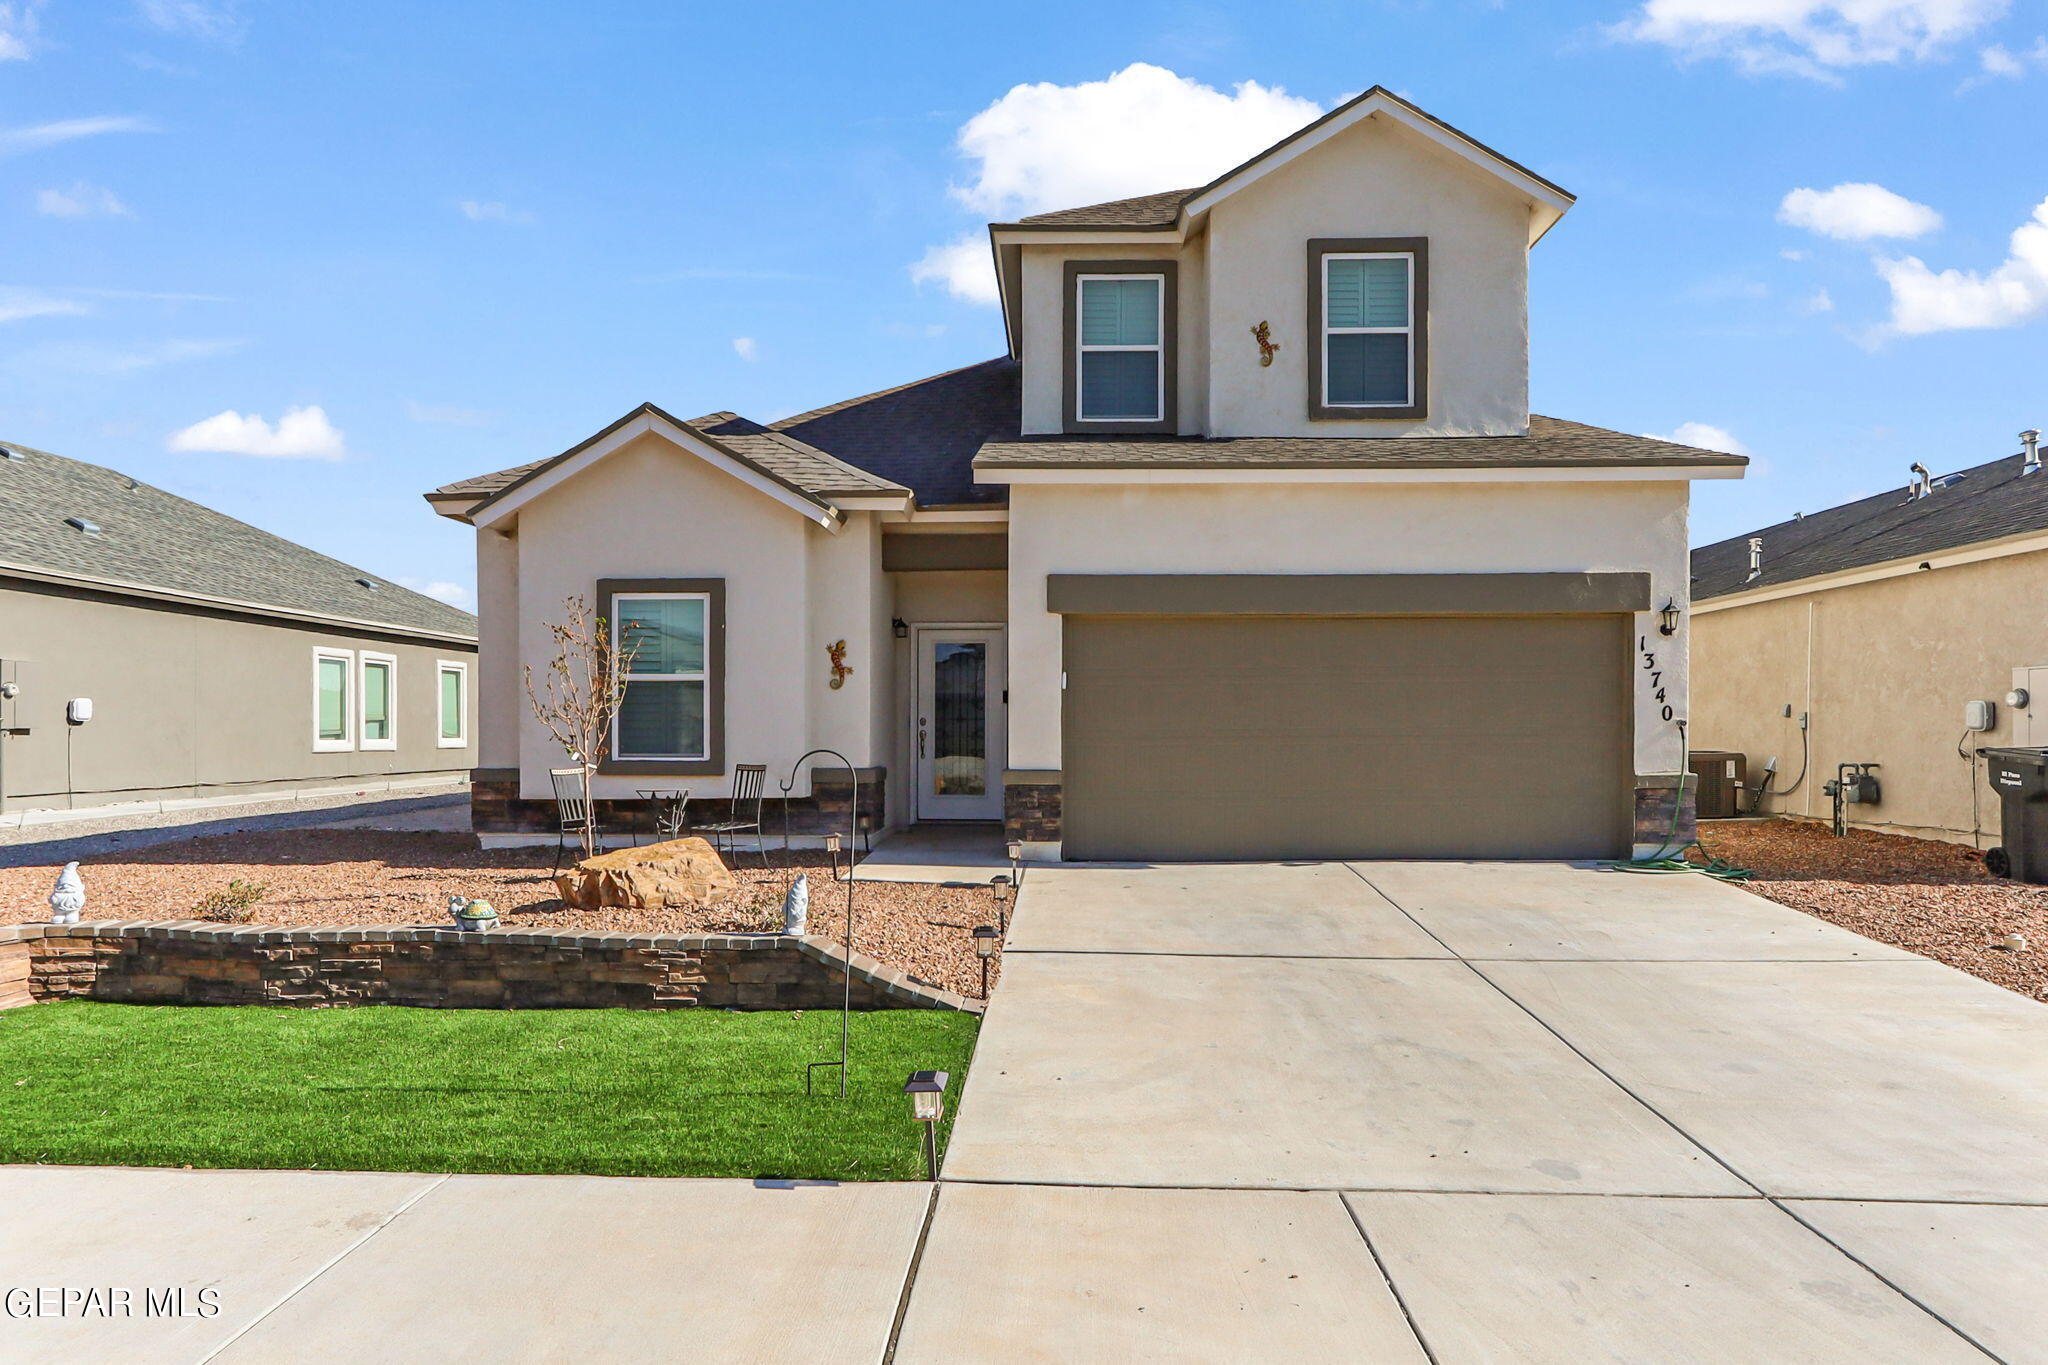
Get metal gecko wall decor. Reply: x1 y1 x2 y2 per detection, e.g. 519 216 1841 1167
827 639 853 689
1250 320 1280 367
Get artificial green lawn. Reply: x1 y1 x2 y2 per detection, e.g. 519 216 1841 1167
0 1003 978 1181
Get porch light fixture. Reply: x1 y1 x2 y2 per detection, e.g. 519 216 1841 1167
972 923 999 997
903 1069 950 1178
1657 599 1681 636
891 617 908 639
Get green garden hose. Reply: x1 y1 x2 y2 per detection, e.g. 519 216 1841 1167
1602 722 1755 882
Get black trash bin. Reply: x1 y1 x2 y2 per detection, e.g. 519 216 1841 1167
1982 747 2048 882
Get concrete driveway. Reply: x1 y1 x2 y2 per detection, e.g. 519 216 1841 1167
920 859 2048 1361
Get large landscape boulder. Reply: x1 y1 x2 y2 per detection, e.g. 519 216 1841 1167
553 837 739 911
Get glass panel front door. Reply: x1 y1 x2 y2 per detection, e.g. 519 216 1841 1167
916 628 1005 821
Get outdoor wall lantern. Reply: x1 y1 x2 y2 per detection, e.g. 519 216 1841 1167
903 1069 950 1179
892 617 908 639
1657 599 1682 636
972 924 999 998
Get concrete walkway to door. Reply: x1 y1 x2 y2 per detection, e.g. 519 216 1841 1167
911 859 2048 1362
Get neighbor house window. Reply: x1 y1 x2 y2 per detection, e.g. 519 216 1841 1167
359 652 396 750
1063 260 1177 434
1308 237 1428 420
313 648 354 752
597 578 726 775
437 660 469 748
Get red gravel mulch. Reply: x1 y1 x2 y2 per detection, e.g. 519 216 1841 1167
0 831 1009 1001
1697 818 2048 1000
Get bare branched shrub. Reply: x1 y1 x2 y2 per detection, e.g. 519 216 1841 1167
525 594 636 862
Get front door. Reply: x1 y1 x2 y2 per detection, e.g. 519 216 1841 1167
915 628 1005 821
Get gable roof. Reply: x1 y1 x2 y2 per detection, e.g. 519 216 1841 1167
0 439 477 640
432 402 910 527
1693 446 2048 601
975 415 1748 473
431 359 1018 517
990 87 1573 237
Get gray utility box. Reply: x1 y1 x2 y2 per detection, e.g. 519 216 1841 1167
1982 747 2048 883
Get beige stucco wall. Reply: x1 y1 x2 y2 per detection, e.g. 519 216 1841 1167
1005 479 1691 779
1205 114 1530 438
0 579 475 812
1014 112 1531 440
1691 548 2048 844
503 431 889 802
475 525 520 769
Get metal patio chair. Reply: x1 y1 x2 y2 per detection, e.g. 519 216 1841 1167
695 763 769 868
549 766 604 873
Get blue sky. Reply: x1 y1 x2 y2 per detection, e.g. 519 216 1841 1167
5 0 2046 608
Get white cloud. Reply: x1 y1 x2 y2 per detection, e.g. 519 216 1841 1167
1875 193 2048 335
1779 247 1810 261
405 400 489 426
397 577 473 610
0 115 157 157
910 234 1001 306
167 404 346 459
0 288 87 323
912 63 1322 303
731 336 759 362
1798 287 1836 314
1646 421 1751 455
1778 183 1942 240
457 199 534 224
136 0 243 42
7 336 241 373
36 182 134 218
1967 36 2048 83
0 1 41 59
1616 0 2009 77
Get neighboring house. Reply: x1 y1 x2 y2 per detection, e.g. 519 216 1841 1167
0 439 478 819
1691 431 2048 846
428 87 1744 862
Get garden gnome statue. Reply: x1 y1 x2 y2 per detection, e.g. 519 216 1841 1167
48 861 85 925
781 875 810 935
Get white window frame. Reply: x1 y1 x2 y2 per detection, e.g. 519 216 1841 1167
436 659 470 748
1320 251 1415 410
1074 272 1165 423
358 651 397 751
312 647 355 753
611 591 711 762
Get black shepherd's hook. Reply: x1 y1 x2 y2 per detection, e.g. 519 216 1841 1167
781 749 859 1098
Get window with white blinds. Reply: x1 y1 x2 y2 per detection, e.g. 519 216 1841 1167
1322 253 1414 407
1076 274 1163 421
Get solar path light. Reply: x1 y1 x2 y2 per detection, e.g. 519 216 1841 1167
903 1070 950 1179
972 923 999 998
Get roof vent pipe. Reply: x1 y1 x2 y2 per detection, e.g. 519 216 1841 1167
1747 536 1763 581
1908 462 1932 499
2024 429 2041 473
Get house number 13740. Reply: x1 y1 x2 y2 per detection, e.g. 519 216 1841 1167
1639 635 1674 723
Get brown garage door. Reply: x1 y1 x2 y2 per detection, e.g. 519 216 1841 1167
1061 614 1632 861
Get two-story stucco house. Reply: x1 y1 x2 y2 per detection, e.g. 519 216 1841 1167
427 88 1745 862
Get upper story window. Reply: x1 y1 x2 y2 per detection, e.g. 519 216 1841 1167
1308 238 1428 421
1077 275 1162 421
598 578 726 776
1063 260 1177 434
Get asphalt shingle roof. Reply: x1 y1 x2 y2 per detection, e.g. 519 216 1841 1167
1008 188 1197 229
767 358 1019 506
1692 447 2048 600
974 415 1749 471
1 440 477 639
